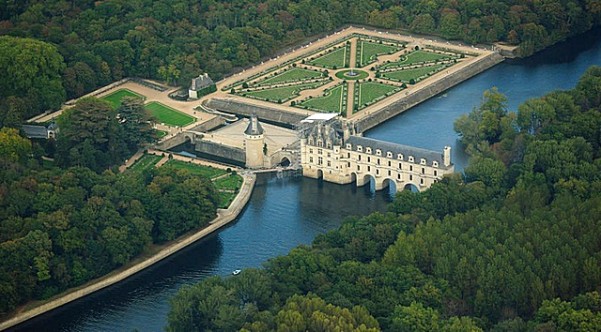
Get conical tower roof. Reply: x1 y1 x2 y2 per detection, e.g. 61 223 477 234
244 114 264 135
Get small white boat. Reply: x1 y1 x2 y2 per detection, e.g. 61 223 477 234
232 269 241 275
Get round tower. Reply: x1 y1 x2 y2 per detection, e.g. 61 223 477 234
244 114 265 169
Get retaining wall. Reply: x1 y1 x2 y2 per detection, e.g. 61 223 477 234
194 140 246 163
205 99 307 126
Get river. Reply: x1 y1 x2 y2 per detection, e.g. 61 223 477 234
11 28 601 331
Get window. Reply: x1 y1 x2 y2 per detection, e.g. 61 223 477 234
327 161 331 167
347 153 350 158
433 161 439 167
318 149 323 155
376 169 379 175
357 146 363 152
377 158 380 165
422 167 425 174
398 154 404 160
346 144 352 149
410 165 413 171
388 161 391 167
318 157 323 165
327 152 331 158
309 157 313 163
420 158 426 165
410 175 413 181
366 147 372 154
368 166 371 172
388 170 391 176
348 162 351 167
357 165 361 171
387 152 393 158
367 156 371 163
309 149 313 154
397 173 401 180
376 149 382 156
434 170 438 176
420 178 424 185
358 155 362 161
408 156 414 162
398 163 402 169
326 143 332 149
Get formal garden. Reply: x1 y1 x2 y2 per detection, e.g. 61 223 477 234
228 34 471 117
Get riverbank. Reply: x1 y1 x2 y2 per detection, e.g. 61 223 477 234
0 171 256 331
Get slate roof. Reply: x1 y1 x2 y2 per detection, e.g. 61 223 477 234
244 115 264 135
21 125 48 139
190 74 214 91
346 136 448 167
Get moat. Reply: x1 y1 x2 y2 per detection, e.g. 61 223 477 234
11 28 601 331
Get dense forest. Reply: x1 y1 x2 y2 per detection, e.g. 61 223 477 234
0 94 220 315
1 0 600 125
166 66 601 331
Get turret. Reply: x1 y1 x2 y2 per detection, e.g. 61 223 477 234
244 115 265 169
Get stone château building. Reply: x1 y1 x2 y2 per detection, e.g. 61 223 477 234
300 120 454 192
188 73 214 99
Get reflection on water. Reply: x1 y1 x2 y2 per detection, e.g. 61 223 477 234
11 28 601 332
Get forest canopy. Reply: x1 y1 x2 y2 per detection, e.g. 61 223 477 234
0 0 600 124
166 66 601 331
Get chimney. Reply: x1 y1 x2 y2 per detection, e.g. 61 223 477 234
443 146 451 167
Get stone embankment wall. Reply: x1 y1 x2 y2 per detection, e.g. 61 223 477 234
190 116 226 133
354 52 505 133
205 99 307 126
194 140 246 163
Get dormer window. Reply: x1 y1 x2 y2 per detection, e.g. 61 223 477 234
408 156 414 162
397 154 404 160
366 147 372 154
346 143 351 149
326 143 332 149
420 158 426 165
386 152 393 158
376 149 382 156
433 161 439 168
357 145 363 152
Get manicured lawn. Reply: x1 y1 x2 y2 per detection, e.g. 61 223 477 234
145 102 195 127
127 154 162 173
381 50 453 69
309 47 347 69
299 84 346 113
357 82 398 107
243 82 324 102
163 160 227 179
259 68 323 85
155 130 168 139
217 192 237 209
213 174 243 191
102 89 145 109
358 41 401 67
382 64 446 83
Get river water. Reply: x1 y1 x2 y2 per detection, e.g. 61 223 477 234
12 28 601 331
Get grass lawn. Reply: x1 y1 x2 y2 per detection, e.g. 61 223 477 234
102 89 145 109
381 50 452 69
243 82 323 102
299 84 346 113
382 64 446 83
155 130 168 139
145 102 195 127
163 160 228 179
217 192 237 209
259 68 323 85
309 47 347 69
213 174 243 191
359 41 400 67
357 82 398 107
127 154 163 173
